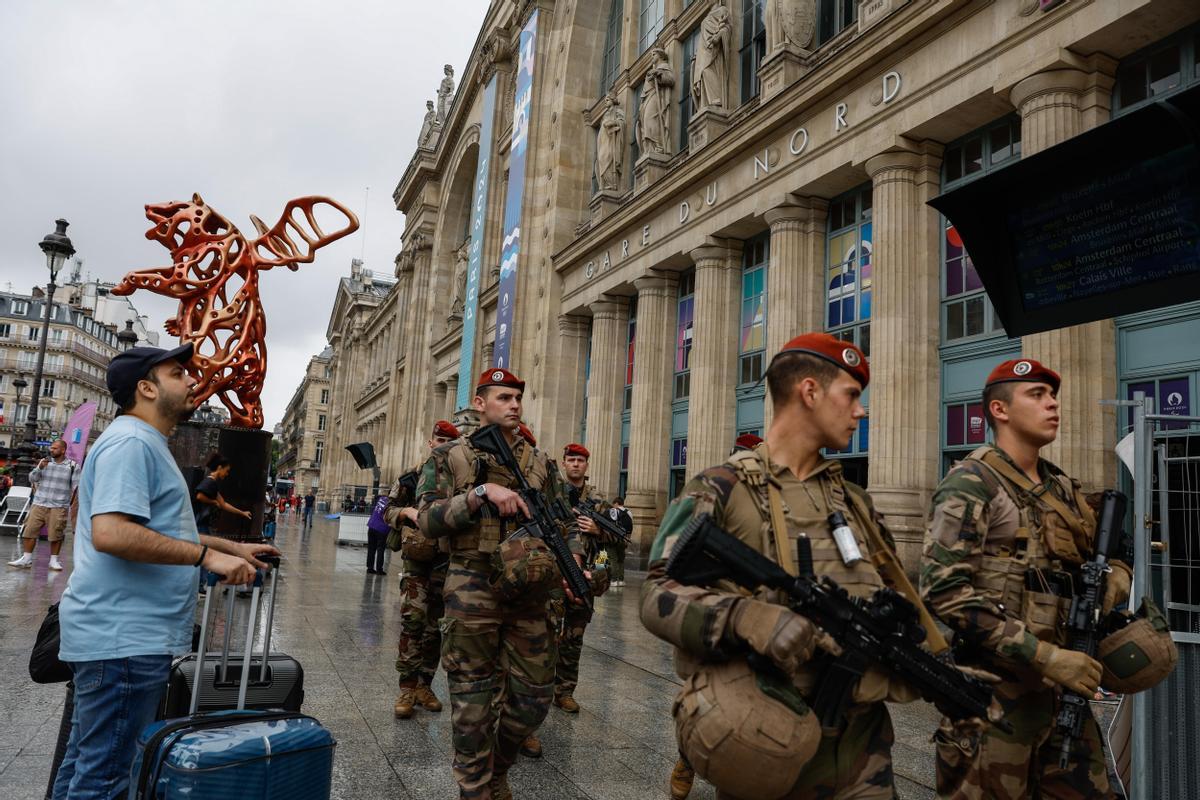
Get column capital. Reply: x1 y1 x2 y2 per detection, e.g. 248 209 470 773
865 142 942 184
556 313 590 338
1009 68 1090 112
764 196 828 230
589 297 628 322
690 239 740 270
633 272 679 298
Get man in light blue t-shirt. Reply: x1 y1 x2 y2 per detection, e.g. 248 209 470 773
52 343 278 800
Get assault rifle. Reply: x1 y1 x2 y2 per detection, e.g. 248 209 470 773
575 497 631 543
666 513 1008 733
469 425 593 612
1055 489 1129 768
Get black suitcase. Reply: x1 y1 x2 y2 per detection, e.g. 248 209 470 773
160 559 304 718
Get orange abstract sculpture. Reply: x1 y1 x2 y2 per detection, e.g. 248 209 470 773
113 194 359 428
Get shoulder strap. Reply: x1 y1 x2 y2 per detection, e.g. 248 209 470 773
974 447 1087 542
735 446 797 576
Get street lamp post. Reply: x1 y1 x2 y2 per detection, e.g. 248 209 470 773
15 220 75 485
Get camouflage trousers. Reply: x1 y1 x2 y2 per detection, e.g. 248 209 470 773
934 669 1113 800
716 702 896 800
441 557 555 800
396 559 446 687
553 599 590 698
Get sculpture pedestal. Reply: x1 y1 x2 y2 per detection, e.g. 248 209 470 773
169 421 272 540
634 151 672 195
758 45 812 104
590 189 623 223
688 107 731 153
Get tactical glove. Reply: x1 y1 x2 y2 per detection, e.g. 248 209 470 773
1103 561 1132 614
1032 641 1102 695
724 599 816 676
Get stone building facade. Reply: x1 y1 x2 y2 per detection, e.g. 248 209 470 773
0 289 129 455
275 347 333 497
321 260 402 502
323 0 1200 567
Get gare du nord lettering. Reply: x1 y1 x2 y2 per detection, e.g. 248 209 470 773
581 70 904 282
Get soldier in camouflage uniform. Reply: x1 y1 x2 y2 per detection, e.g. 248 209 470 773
417 368 577 800
641 333 926 800
389 419 460 719
551 442 614 712
921 358 1132 800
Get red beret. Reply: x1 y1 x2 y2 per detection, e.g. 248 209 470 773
733 434 763 451
517 422 537 446
775 332 869 388
563 443 590 459
477 367 525 392
431 420 460 439
985 358 1060 392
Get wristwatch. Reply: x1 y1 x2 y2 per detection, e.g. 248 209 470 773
473 485 488 499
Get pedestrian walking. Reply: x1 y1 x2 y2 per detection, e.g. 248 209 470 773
8 438 79 571
605 496 632 587
303 490 316 528
51 343 278 799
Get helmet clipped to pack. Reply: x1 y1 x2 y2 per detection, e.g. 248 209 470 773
673 659 820 799
1098 597 1178 694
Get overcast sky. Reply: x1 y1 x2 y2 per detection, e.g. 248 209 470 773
0 0 483 430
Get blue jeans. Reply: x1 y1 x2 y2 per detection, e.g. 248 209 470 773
52 655 172 800
303 507 314 527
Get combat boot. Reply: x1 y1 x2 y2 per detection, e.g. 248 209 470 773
414 684 443 712
489 772 513 800
519 733 542 758
394 687 416 719
669 758 695 800
553 693 580 713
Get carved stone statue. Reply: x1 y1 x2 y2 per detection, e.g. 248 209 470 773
693 0 732 112
437 64 456 122
596 96 625 192
450 240 469 316
636 48 675 156
418 100 437 146
766 0 817 53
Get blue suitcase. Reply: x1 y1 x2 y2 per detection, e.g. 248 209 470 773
131 710 334 800
131 566 336 800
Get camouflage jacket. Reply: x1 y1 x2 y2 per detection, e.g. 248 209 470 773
416 433 578 558
640 447 896 691
920 445 1093 666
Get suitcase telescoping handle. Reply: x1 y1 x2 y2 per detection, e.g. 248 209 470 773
189 558 280 716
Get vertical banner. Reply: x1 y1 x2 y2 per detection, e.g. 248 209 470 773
455 75 498 410
64 400 97 464
493 9 539 368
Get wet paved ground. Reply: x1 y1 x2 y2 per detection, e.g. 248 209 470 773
0 512 1117 799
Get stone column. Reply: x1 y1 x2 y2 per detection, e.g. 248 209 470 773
864 144 943 567
626 273 678 566
553 313 592 450
763 198 828 429
445 375 459 417
584 299 630 497
687 242 741 478
433 382 448 421
1010 69 1116 491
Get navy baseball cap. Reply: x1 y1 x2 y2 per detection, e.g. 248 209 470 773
106 343 194 407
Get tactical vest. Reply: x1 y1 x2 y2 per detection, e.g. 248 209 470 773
964 446 1097 647
444 438 537 555
728 449 886 696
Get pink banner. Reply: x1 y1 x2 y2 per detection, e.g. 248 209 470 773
64 400 98 464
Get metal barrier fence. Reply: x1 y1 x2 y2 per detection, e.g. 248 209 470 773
1129 393 1200 800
